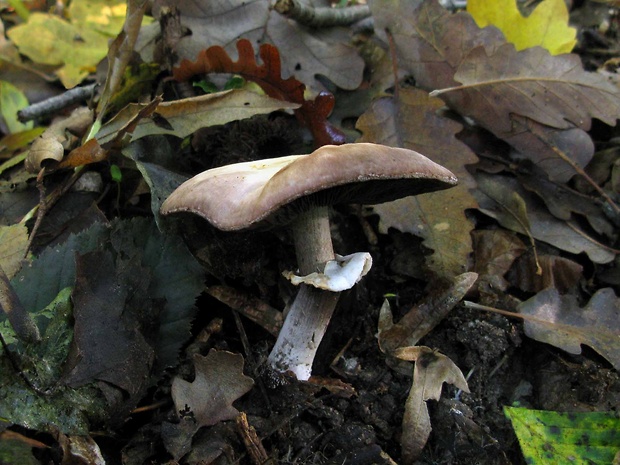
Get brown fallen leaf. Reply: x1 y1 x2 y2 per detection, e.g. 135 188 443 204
394 346 469 464
474 171 617 264
378 272 478 355
437 44 620 133
171 349 254 429
508 254 583 294
518 170 615 238
472 229 527 294
518 287 620 370
357 88 478 278
370 0 617 182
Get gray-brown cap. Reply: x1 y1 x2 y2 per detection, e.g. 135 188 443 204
160 143 457 229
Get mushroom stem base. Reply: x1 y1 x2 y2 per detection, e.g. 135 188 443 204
267 285 339 381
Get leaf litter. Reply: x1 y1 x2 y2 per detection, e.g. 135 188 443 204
0 0 618 463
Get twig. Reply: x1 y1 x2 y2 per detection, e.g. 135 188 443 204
17 84 97 123
236 412 275 465
0 263 40 343
22 166 86 257
273 0 371 28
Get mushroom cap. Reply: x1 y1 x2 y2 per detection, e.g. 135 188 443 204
160 143 458 231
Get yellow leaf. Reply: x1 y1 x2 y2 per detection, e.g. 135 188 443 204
467 0 576 55
8 13 113 88
7 1 151 88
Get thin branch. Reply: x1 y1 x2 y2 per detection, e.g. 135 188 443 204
0 263 40 343
17 84 97 123
273 0 371 28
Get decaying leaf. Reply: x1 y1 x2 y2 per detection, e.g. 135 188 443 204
518 287 620 370
171 350 254 429
357 88 478 278
0 80 33 134
7 1 142 88
518 171 616 238
467 0 576 55
437 42 620 131
394 346 469 464
0 287 109 434
378 272 478 355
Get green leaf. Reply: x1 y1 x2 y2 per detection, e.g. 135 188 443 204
0 288 108 434
11 222 108 313
122 136 188 229
0 81 33 134
117 218 204 371
505 407 620 465
110 164 122 183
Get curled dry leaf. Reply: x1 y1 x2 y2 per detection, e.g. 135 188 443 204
171 349 254 429
518 287 620 371
394 346 469 464
25 107 93 172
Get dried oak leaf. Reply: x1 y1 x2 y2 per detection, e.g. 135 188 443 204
153 0 363 92
171 350 254 428
439 44 620 133
518 287 620 371
357 88 478 278
394 346 469 465
173 39 344 146
508 254 583 294
474 171 616 264
472 229 527 295
370 0 617 182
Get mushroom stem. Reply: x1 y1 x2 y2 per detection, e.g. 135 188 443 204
267 206 340 380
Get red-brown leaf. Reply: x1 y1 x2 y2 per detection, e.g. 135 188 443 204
173 39 345 146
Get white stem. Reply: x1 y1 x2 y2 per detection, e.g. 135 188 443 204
267 206 339 380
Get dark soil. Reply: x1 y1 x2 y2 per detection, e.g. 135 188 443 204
111 206 620 465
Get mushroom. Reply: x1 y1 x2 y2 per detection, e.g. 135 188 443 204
161 143 457 380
